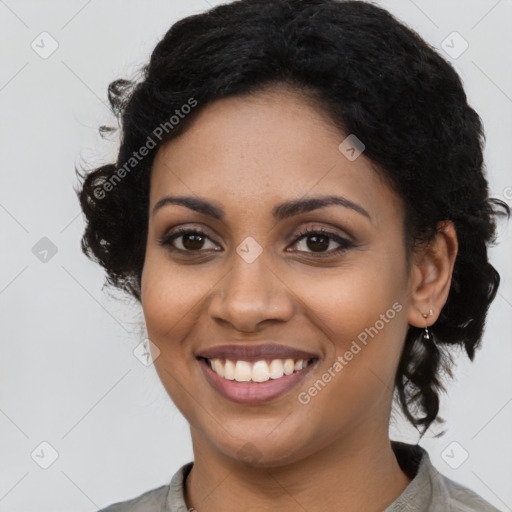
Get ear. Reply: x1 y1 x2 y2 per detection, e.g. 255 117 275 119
407 220 458 328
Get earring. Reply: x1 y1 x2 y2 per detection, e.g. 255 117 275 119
422 309 434 341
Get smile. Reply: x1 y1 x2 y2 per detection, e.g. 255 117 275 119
203 357 316 382
197 356 319 404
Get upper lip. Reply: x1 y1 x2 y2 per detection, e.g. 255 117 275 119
197 343 319 362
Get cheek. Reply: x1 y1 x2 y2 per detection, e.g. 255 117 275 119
291 253 408 411
141 250 208 339
140 254 211 420
336 261 407 370
286 251 406 346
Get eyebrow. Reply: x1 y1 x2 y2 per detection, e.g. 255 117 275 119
151 194 372 222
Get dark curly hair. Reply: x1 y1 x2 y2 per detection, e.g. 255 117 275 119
75 0 510 436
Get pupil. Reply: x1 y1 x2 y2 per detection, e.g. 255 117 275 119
184 233 204 250
307 235 329 252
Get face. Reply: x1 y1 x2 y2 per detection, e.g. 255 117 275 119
141 87 414 467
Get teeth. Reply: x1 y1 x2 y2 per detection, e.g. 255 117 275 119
283 359 295 375
234 361 252 381
208 357 314 382
224 359 235 380
212 359 224 378
252 361 270 382
269 359 284 379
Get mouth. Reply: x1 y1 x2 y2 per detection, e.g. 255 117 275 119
197 356 318 382
195 344 320 404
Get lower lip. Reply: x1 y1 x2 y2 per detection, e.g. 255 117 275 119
198 358 318 404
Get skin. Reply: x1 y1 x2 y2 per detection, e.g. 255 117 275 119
140 85 458 512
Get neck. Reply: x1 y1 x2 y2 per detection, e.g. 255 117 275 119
184 426 411 512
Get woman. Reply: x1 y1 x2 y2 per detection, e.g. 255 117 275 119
77 0 509 510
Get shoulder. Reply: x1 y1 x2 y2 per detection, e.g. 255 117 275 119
96 461 194 512
432 471 502 512
391 441 501 512
97 485 170 512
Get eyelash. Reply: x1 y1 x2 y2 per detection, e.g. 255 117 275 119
291 227 354 256
158 226 354 257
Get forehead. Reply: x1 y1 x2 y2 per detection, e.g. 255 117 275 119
149 88 401 225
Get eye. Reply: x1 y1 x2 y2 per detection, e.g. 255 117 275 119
158 225 354 257
288 226 354 256
158 227 220 252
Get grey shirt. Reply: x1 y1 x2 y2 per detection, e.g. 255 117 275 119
97 442 501 511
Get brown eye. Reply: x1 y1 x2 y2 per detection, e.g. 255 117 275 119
302 233 330 252
289 227 354 256
181 232 207 250
159 228 219 252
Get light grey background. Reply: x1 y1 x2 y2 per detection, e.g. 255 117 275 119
0 1 511 511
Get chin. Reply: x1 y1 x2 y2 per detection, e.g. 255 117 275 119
209 427 313 469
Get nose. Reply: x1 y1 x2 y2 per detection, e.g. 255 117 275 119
208 254 294 333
